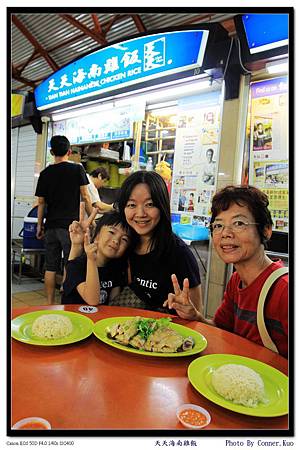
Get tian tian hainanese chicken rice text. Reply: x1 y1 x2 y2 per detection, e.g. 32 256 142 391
211 363 267 407
32 314 73 339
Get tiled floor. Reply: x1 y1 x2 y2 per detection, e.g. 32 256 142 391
11 278 62 308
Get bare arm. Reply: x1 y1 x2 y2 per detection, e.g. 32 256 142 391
189 284 204 315
80 185 93 216
94 200 114 213
76 231 100 306
36 197 45 239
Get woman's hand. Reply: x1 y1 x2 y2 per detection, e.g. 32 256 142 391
163 274 204 321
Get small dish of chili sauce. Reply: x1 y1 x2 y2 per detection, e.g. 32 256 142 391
12 417 51 430
176 404 211 429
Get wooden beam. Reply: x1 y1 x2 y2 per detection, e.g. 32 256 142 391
131 14 146 33
14 14 132 71
91 13 103 34
104 14 124 34
60 14 107 45
12 65 37 89
18 50 38 74
221 18 236 36
12 15 59 72
176 13 215 25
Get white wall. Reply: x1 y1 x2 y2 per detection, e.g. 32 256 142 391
11 125 38 240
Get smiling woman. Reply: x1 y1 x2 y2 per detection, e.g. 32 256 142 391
116 170 203 316
173 185 288 358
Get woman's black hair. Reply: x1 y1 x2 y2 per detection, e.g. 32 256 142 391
210 185 273 247
116 170 175 254
91 210 138 252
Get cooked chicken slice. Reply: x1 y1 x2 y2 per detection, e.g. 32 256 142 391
144 327 184 353
106 323 120 338
113 318 139 345
129 334 146 349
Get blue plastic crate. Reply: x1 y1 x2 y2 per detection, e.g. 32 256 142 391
172 223 209 241
21 217 44 249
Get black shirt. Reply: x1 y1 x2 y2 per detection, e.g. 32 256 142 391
129 234 201 309
62 254 128 305
35 162 89 229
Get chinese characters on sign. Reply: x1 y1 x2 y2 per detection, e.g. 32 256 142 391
34 30 209 111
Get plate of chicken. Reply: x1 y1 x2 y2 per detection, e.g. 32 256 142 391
93 316 207 356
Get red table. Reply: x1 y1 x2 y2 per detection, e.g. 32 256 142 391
11 305 288 431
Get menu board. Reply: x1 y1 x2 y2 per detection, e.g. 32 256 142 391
170 90 223 227
66 106 134 144
249 77 288 232
52 103 145 146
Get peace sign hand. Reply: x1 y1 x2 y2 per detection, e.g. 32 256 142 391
84 228 98 262
79 202 98 233
163 274 200 320
69 203 98 245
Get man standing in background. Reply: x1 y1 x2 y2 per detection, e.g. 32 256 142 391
35 135 93 304
87 167 114 216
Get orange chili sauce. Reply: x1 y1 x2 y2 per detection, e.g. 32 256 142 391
18 421 48 430
179 409 208 427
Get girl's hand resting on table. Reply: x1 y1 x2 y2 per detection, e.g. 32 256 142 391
163 274 205 321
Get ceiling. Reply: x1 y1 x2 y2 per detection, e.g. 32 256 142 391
10 11 237 94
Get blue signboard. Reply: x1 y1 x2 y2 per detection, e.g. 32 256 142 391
251 77 288 99
34 30 209 111
242 14 288 55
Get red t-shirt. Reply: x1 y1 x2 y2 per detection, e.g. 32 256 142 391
214 261 288 358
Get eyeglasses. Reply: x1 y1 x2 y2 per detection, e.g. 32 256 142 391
211 220 259 234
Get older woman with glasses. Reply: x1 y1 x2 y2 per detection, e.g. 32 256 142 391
164 185 288 358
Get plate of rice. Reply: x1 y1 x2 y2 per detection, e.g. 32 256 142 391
188 354 288 417
11 310 94 346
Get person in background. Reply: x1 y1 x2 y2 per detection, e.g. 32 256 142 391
62 209 134 305
253 122 266 149
87 167 114 215
187 192 195 212
178 190 187 211
164 185 288 358
35 135 93 304
116 170 203 314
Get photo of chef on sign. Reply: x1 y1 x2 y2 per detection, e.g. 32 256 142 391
202 147 217 185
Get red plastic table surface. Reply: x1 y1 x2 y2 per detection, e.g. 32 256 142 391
11 305 288 431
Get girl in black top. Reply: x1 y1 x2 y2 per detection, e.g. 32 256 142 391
116 170 203 316
62 211 135 305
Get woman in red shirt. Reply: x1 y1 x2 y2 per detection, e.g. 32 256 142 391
164 185 288 358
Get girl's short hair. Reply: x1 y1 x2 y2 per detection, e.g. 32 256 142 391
210 185 273 246
116 170 174 253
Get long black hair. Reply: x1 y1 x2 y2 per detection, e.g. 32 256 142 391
116 170 175 254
